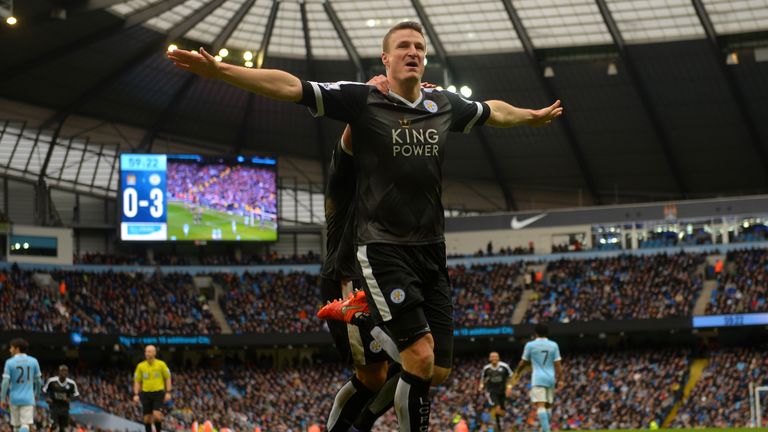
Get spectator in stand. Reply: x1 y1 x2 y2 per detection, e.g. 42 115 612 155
707 249 767 315
525 253 704 323
673 346 768 429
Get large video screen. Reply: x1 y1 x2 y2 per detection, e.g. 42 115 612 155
119 154 277 242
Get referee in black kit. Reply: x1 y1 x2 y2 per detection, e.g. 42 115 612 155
168 19 561 430
43 365 80 432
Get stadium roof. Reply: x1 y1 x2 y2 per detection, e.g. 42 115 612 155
0 0 767 211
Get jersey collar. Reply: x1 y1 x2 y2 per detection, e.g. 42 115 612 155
387 89 423 108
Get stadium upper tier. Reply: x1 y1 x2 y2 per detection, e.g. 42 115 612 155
33 346 766 431
2 248 766 335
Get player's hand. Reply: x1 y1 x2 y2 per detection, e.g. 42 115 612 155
167 47 222 79
367 75 389 94
529 100 563 127
420 81 438 89
133 395 140 404
164 392 171 402
505 387 513 398
0 400 7 410
477 385 483 393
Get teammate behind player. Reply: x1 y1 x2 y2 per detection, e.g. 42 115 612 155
133 345 172 432
43 365 80 432
168 21 561 430
478 352 513 431
514 324 562 432
1 338 42 432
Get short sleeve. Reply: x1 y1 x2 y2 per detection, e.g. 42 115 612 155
161 363 171 379
522 344 531 362
442 91 491 134
71 381 80 397
42 378 51 393
2 361 10 379
34 361 42 379
297 81 370 124
134 365 142 382
554 344 562 362
503 364 513 376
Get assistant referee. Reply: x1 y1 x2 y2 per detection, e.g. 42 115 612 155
132 345 172 432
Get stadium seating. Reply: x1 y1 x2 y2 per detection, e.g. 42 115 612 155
707 249 768 315
673 347 767 428
48 348 691 431
525 253 704 323
0 250 729 335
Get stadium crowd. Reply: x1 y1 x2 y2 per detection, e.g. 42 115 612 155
0 267 218 335
707 248 767 314
73 251 322 266
214 271 323 334
166 162 277 217
673 346 767 428
8 348 701 432
450 262 526 328
525 252 704 323
0 250 738 336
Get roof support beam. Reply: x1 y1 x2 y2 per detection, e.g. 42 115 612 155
323 1 363 81
0 0 188 82
595 0 687 195
39 0 228 178
411 0 516 210
501 0 601 205
691 0 768 185
134 0 232 151
233 0 279 155
255 0 281 68
300 0 328 185
212 0 256 51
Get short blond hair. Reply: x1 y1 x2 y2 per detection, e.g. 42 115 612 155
382 21 425 52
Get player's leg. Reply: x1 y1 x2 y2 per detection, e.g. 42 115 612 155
494 394 507 431
530 387 550 432
152 391 164 432
351 362 401 431
357 243 435 432
323 278 387 432
139 393 153 432
18 405 34 432
10 405 21 432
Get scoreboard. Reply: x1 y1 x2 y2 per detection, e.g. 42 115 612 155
119 153 278 242
120 154 168 241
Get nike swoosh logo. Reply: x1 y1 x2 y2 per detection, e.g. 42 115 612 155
341 305 364 314
510 213 548 230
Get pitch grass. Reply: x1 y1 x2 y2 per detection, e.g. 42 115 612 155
166 201 277 241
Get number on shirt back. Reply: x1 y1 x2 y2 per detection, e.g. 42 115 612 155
541 350 549 364
15 366 31 384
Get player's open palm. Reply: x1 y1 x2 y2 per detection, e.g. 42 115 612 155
167 47 220 79
529 100 563 128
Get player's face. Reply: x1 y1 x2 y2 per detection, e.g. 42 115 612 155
489 352 499 365
59 367 68 379
145 346 156 361
382 29 426 84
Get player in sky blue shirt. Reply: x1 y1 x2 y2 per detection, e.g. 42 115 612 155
1 338 42 432
515 324 562 432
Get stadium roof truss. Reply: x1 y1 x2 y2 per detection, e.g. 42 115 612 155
0 0 767 208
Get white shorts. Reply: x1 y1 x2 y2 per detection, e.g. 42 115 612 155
530 386 555 404
10 405 34 427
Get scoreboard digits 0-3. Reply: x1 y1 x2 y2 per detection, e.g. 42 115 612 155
120 154 168 240
118 153 278 242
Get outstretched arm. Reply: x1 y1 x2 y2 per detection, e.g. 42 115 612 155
485 100 563 128
514 359 530 377
167 48 303 102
